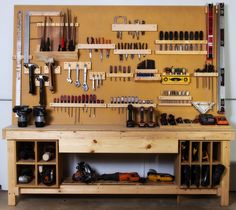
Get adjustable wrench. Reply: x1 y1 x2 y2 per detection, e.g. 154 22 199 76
75 63 80 87
82 64 89 91
67 63 72 83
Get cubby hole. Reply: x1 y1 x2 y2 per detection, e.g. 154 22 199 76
201 165 210 187
37 142 56 163
37 165 57 186
16 141 35 162
191 165 201 187
180 141 190 163
191 142 200 163
202 142 211 163
17 165 35 185
181 164 191 187
212 142 221 163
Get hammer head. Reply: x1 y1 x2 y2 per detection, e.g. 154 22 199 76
37 75 48 81
24 63 39 69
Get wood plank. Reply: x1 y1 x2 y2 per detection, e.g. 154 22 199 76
159 96 192 100
59 136 178 153
78 44 115 49
155 51 207 55
8 141 16 205
114 49 151 55
155 40 208 44
193 72 219 77
34 51 79 61
220 141 230 206
112 24 157 31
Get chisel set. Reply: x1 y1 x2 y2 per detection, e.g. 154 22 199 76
12 3 228 127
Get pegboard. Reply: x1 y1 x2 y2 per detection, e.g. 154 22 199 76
12 5 219 126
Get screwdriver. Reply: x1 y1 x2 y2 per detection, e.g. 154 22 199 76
78 95 81 121
118 43 122 61
93 94 97 117
119 65 122 81
53 98 56 111
63 95 67 113
60 95 63 112
127 66 131 81
138 42 142 60
184 31 189 51
56 98 59 112
74 95 78 124
87 37 94 61
199 31 204 51
100 37 104 61
67 95 71 117
179 31 184 51
169 31 173 51
159 31 164 51
82 94 85 112
164 32 169 51
125 43 128 60
85 94 89 112
194 31 199 50
190 31 194 51
109 65 113 81
123 66 126 81
114 66 118 81
174 31 178 50
71 95 74 118
89 94 93 117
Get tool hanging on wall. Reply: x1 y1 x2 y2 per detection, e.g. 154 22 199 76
15 11 23 106
24 63 38 95
217 3 225 114
207 4 214 60
114 16 127 39
37 75 48 106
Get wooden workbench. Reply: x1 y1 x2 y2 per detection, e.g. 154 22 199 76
3 124 235 206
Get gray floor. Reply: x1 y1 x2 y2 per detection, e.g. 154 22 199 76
0 191 236 210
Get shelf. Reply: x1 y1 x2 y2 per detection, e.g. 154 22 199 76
36 22 79 27
107 103 157 108
193 72 219 77
34 51 79 61
37 159 56 165
159 103 192 107
155 51 207 55
49 103 107 108
16 159 35 165
106 73 134 78
112 24 157 31
135 69 158 74
37 183 58 188
78 44 115 49
159 96 192 100
114 49 151 55
17 179 36 187
155 40 208 44
134 76 161 81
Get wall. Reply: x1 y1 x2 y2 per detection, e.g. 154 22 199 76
0 0 235 191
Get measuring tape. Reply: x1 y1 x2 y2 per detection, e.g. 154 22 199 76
15 11 23 106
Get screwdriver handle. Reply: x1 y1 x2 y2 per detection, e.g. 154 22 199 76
194 31 199 40
179 31 184 40
169 31 173 40
159 31 164 40
184 31 189 40
190 31 194 40
199 31 204 40
174 31 178 40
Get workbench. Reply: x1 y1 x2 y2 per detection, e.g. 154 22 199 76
3 124 235 206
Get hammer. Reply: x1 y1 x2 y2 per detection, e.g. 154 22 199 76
37 75 48 106
24 63 38 95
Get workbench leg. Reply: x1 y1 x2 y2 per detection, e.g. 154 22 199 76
220 141 230 207
8 141 16 206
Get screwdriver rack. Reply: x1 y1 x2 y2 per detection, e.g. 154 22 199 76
158 96 192 106
36 22 80 27
112 24 157 32
77 44 115 49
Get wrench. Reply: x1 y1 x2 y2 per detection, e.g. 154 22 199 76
82 64 89 91
75 63 80 87
67 63 72 83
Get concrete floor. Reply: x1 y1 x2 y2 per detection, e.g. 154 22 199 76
0 191 236 210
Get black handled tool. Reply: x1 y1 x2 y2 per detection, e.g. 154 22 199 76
127 104 135 127
147 106 155 127
37 75 48 106
139 106 146 127
24 63 38 95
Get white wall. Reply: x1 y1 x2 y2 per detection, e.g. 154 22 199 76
0 0 236 191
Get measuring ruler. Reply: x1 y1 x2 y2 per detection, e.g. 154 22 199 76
15 11 23 106
217 3 225 114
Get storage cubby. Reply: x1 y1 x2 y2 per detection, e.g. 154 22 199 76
213 142 221 163
180 141 190 163
202 142 211 163
17 165 35 186
16 141 35 163
37 141 57 164
191 142 200 163
37 165 57 187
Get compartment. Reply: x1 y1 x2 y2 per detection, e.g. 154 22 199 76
37 141 57 163
180 165 190 187
212 142 221 163
17 165 35 186
180 141 190 163
16 141 35 162
191 165 200 187
201 165 210 187
37 165 57 187
202 142 211 163
191 142 200 162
